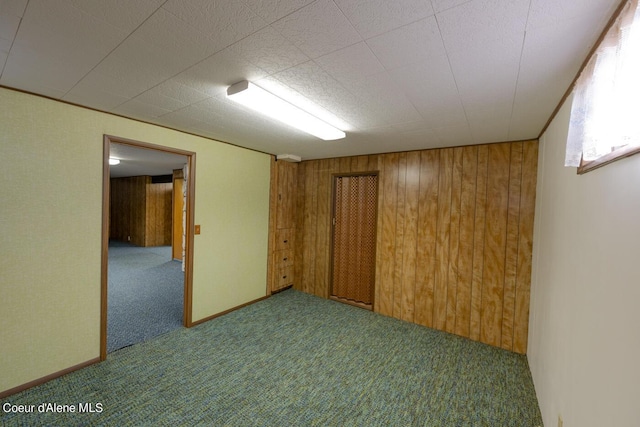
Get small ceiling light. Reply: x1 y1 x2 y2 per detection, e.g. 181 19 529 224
227 80 346 141
109 158 120 165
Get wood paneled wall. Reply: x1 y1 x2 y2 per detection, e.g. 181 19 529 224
110 176 172 247
110 176 148 246
145 182 172 246
293 141 538 353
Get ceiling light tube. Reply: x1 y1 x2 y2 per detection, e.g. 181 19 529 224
227 80 346 141
109 158 120 165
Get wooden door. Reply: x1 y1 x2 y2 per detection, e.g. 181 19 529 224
331 174 378 308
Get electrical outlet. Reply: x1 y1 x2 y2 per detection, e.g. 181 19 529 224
558 415 563 427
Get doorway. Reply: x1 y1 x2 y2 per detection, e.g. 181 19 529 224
330 173 378 310
101 135 196 360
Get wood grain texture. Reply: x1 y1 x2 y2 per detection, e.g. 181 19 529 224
145 182 172 247
370 155 383 313
276 161 297 229
380 153 399 316
446 148 464 333
393 153 407 319
293 141 538 353
294 162 306 294
501 142 523 351
434 149 453 330
315 159 332 298
302 161 318 295
415 150 439 328
110 176 147 246
267 157 277 294
269 159 298 293
111 176 172 247
481 143 511 347
454 146 478 337
172 176 184 260
401 151 420 322
470 145 489 341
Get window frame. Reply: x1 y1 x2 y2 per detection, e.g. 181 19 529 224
578 144 640 174
561 0 640 174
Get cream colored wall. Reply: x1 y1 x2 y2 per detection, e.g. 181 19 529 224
0 88 270 394
528 95 640 427
190 141 270 320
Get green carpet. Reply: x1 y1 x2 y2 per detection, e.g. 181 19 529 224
0 289 542 426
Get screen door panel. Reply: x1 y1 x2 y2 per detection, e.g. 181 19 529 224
331 175 378 305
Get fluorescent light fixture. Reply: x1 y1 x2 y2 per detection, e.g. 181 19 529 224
109 158 120 165
227 80 346 141
276 154 302 162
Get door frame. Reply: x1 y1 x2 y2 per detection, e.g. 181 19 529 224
100 135 196 360
329 171 379 310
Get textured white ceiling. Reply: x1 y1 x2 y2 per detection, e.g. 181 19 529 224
0 0 621 160
109 142 187 178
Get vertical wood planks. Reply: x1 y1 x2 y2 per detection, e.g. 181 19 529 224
393 153 407 319
111 176 171 247
293 162 306 293
315 159 332 298
501 142 523 351
481 143 511 347
370 155 383 313
301 161 318 295
470 145 489 341
434 149 453 330
401 151 420 323
446 148 464 333
454 146 478 337
379 153 399 316
293 141 538 353
415 150 439 328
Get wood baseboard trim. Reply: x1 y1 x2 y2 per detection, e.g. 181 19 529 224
329 295 372 311
0 357 101 399
2 296 271 397
189 295 270 327
271 285 293 295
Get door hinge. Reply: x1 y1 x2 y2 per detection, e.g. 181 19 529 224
332 217 336 226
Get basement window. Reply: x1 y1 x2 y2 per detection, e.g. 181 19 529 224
565 0 640 174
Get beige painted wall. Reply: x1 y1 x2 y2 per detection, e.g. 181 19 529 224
0 88 270 394
528 95 640 426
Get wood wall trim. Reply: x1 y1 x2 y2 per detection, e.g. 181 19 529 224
267 156 277 295
189 295 270 327
101 135 196 357
577 144 640 174
0 358 101 399
183 153 196 327
293 141 539 354
100 137 110 361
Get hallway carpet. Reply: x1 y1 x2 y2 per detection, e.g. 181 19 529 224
108 241 184 352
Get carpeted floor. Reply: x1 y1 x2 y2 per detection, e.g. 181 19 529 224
1 290 543 426
108 241 184 352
